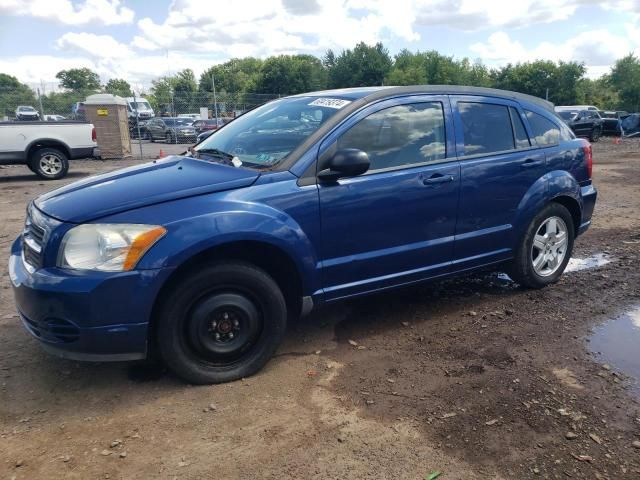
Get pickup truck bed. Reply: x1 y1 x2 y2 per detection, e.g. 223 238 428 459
0 121 99 179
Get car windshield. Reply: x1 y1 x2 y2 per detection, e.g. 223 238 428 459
131 102 151 109
558 111 577 120
194 97 346 169
164 118 193 126
18 106 36 112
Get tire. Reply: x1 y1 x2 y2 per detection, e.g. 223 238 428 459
149 131 155 143
156 261 288 384
589 126 601 142
508 203 574 289
165 132 173 144
30 147 69 180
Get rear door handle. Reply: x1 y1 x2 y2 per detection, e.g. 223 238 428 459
422 174 454 185
520 159 543 168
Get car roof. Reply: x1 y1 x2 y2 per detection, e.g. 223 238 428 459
288 85 555 112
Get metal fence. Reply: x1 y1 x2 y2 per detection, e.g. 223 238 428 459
1 87 283 160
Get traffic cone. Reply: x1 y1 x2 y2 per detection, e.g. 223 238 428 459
158 149 165 158
613 137 621 145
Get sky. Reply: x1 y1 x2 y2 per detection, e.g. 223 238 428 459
0 0 639 92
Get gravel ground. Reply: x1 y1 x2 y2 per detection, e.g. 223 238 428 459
0 138 639 479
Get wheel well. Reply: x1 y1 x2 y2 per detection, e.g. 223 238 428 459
552 196 581 236
148 241 303 352
27 140 70 162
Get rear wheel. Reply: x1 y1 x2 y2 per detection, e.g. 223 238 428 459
156 261 287 384
589 126 601 142
165 132 173 144
30 147 69 180
508 203 574 288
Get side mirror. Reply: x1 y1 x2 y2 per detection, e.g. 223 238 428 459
318 148 370 183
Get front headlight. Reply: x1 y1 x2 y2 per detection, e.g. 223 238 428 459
57 224 166 271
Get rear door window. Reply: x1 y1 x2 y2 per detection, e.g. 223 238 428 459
458 102 514 155
509 107 530 149
525 111 560 146
337 102 446 171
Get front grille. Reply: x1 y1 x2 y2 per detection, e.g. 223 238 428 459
21 313 80 343
22 206 49 271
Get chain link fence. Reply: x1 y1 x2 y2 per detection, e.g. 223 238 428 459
1 87 283 160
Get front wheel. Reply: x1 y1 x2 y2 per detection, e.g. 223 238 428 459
156 261 287 384
508 203 574 289
30 147 69 180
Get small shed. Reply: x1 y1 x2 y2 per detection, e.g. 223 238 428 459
84 94 131 159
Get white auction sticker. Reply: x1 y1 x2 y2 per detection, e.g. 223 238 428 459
308 98 352 109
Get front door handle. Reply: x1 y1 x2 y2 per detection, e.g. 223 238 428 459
422 174 454 185
520 159 543 168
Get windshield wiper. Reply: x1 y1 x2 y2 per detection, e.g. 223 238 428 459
195 148 234 160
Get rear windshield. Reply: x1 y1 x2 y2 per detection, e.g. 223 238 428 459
164 118 193 126
558 111 577 120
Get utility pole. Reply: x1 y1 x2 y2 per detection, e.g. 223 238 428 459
36 88 44 119
212 73 219 123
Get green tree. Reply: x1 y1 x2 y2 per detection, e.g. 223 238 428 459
609 54 640 111
104 78 132 97
55 67 101 92
326 42 392 88
199 58 264 94
255 55 327 95
0 73 37 117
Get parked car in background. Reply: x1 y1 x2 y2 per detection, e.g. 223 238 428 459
178 113 201 121
556 105 599 112
192 118 229 134
145 117 197 143
8 86 597 384
599 111 628 136
129 120 150 139
71 102 86 121
44 114 67 122
621 113 640 137
15 106 40 121
125 97 155 122
0 120 98 179
196 129 214 143
556 108 603 141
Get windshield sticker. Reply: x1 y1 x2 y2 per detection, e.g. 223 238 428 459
308 98 351 109
232 157 243 168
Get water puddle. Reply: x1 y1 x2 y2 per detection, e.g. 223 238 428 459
565 253 612 273
496 253 612 283
589 305 640 395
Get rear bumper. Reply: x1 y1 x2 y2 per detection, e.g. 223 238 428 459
9 237 174 362
578 184 597 236
69 146 99 159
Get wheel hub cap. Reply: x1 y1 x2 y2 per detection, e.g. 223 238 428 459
531 216 569 277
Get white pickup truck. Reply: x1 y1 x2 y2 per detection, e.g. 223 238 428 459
0 121 99 179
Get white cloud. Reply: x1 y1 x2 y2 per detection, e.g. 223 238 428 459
0 0 134 26
471 28 640 75
57 33 133 59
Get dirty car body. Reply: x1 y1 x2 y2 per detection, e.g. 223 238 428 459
9 86 597 384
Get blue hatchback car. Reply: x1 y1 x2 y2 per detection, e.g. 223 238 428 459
9 86 597 384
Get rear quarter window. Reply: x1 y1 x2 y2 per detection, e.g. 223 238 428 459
525 110 560 146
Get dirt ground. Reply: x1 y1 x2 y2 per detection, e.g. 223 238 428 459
1 138 639 479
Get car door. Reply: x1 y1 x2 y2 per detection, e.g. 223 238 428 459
317 96 460 300
450 96 546 269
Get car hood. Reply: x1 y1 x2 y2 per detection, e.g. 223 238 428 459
35 156 260 223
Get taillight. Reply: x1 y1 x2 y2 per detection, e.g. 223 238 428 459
583 144 593 179
92 127 97 142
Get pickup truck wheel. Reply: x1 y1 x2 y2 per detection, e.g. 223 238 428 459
507 203 574 289
30 147 69 180
589 127 601 142
156 261 287 384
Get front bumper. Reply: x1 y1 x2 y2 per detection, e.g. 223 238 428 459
9 237 174 361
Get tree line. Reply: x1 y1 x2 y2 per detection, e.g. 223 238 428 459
2 42 640 117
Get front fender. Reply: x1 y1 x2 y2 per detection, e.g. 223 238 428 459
512 170 582 239
136 203 320 296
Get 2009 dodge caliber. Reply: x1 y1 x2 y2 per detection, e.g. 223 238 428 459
9 86 597 384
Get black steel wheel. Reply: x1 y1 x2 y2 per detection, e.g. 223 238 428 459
156 261 287 384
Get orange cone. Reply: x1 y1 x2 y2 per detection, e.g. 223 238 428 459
613 137 621 145
158 149 165 158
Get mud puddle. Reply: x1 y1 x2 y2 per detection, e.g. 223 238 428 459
589 305 640 395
